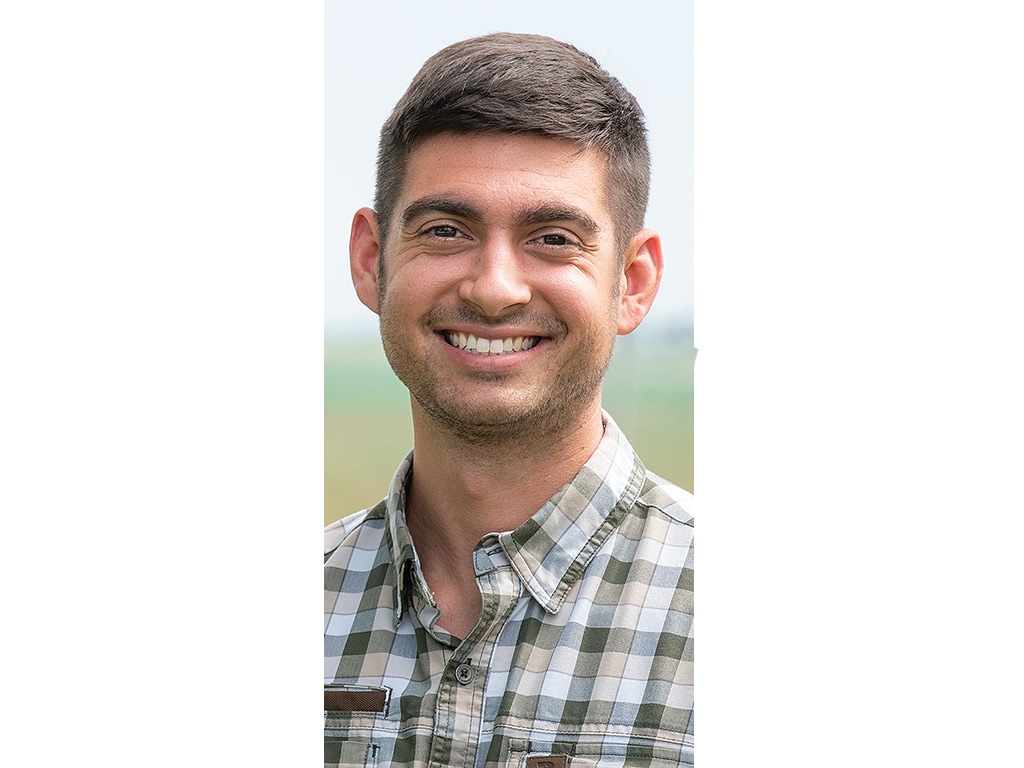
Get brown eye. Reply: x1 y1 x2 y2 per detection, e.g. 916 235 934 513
541 234 568 246
431 225 459 238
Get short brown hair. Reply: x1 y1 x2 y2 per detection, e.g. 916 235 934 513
374 33 650 259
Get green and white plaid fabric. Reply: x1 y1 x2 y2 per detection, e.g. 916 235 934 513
324 414 694 767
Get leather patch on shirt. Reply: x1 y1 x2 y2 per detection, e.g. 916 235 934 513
323 686 387 713
526 757 568 768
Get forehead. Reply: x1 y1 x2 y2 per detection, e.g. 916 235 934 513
399 132 613 223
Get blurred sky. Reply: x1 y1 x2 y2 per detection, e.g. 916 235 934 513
325 0 693 339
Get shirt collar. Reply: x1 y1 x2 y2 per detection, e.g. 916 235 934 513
384 411 646 624
382 450 423 627
499 412 645 613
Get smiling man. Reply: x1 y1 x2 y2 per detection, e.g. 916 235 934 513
325 33 694 767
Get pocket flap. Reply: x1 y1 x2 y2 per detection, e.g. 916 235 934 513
323 684 388 713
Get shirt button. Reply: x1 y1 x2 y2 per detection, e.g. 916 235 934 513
455 663 474 685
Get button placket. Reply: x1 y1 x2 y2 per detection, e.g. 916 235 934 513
427 542 523 767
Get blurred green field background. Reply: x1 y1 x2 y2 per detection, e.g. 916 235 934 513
325 330 694 525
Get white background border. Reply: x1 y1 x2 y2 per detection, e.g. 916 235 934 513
2 2 1021 765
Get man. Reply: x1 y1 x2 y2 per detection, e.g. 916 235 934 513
325 33 693 767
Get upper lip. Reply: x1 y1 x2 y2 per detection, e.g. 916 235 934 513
438 326 545 339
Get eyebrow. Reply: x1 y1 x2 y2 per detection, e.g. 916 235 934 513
514 205 601 239
400 196 483 229
400 196 602 239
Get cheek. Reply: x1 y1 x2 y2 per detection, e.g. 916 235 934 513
392 256 462 293
544 274 618 319
381 263 443 307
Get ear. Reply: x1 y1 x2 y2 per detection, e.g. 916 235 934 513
617 229 664 335
349 207 382 314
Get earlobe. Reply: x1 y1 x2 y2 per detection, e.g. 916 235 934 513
349 207 382 315
617 229 664 335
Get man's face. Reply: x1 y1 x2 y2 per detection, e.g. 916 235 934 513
372 132 628 442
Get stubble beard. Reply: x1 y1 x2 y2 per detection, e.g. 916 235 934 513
377 301 617 448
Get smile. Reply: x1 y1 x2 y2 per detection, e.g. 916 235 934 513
444 332 540 356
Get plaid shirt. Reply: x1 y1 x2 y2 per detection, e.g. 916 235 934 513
324 414 694 767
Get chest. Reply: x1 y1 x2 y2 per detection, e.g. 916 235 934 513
324 561 693 767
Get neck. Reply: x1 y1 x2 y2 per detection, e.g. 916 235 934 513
408 401 604 535
402 398 605 637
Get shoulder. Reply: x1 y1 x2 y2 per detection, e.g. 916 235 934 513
597 468 693 578
583 468 693 617
609 469 695 576
634 469 695 528
324 500 388 562
324 501 395 623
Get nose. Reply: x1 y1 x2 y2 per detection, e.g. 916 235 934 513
458 238 532 317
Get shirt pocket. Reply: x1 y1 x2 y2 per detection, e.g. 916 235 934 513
324 684 388 767
507 738 693 768
570 742 693 767
323 737 379 767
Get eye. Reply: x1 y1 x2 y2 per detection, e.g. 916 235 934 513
540 234 569 246
430 225 461 238
530 231 580 250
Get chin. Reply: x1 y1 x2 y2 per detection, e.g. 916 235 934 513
416 389 593 445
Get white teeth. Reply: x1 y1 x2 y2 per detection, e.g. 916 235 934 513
446 332 540 356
